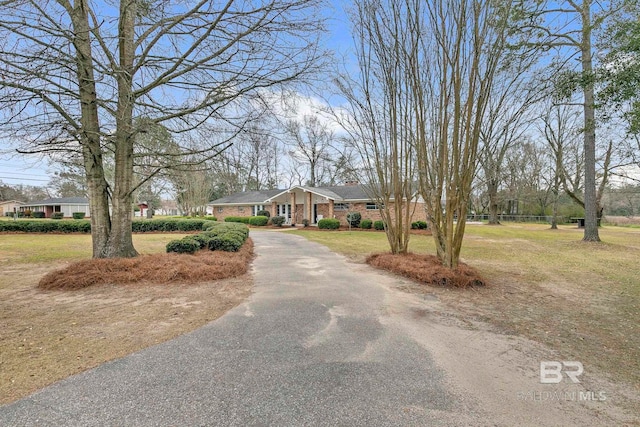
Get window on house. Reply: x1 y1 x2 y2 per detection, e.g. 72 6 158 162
217 207 223 213
366 203 383 210
334 203 350 211
253 205 265 215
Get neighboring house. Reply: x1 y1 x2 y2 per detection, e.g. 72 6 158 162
0 200 25 216
209 182 426 225
20 197 90 218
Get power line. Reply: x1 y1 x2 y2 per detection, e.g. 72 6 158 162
0 175 50 182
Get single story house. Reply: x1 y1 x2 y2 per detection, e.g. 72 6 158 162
0 200 25 216
20 197 91 218
209 182 426 225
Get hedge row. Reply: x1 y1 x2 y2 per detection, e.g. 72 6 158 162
0 218 218 234
167 221 249 254
0 220 91 233
131 219 216 232
224 216 269 226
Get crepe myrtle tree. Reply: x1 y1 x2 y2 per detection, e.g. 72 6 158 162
0 0 326 258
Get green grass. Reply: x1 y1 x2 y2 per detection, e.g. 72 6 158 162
0 234 189 265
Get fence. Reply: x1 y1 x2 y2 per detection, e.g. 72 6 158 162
466 214 570 224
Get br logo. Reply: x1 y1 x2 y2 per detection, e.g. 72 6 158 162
540 361 584 384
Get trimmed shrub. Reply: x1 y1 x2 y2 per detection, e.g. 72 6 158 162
166 237 200 254
72 212 86 220
248 216 269 226
203 216 218 222
360 219 372 229
302 219 309 227
208 232 244 252
346 212 361 228
224 216 251 224
191 233 213 249
23 210 32 218
32 211 46 218
318 218 340 229
51 212 64 220
411 220 428 230
271 216 285 227
256 210 270 218
374 220 385 230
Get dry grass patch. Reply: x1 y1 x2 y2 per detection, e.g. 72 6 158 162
367 252 485 288
39 239 253 290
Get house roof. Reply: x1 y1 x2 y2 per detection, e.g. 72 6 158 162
23 197 89 206
209 185 375 205
209 189 285 205
0 200 25 205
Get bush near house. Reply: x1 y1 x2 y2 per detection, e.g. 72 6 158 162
346 212 361 228
248 216 269 226
32 212 46 219
51 213 64 220
72 212 86 220
271 216 286 227
256 210 270 218
224 216 251 224
318 218 340 229
360 219 373 229
411 220 428 230
374 220 385 230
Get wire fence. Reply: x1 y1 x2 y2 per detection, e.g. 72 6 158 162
466 214 571 224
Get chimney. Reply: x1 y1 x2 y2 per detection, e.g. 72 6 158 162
344 180 359 186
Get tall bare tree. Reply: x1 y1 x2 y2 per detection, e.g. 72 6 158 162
0 0 325 257
414 0 514 268
336 0 419 255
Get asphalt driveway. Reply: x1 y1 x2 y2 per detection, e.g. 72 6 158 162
0 231 629 426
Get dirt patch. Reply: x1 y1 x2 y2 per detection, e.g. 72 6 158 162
39 239 253 290
0 243 254 405
367 252 485 288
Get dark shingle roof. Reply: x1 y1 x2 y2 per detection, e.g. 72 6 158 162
23 197 89 206
317 185 372 201
209 189 285 205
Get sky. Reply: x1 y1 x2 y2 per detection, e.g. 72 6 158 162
0 1 353 190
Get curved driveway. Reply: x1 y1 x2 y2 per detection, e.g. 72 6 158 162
0 231 628 426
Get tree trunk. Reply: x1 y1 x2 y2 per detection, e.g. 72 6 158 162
487 180 500 225
100 0 138 258
581 3 600 242
71 0 112 258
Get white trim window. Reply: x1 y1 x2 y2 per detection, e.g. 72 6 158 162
366 202 383 210
277 204 291 219
334 203 350 211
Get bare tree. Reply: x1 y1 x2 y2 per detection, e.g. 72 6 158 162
336 0 419 255
478 58 540 225
414 0 514 268
540 103 584 228
0 0 325 257
285 115 335 187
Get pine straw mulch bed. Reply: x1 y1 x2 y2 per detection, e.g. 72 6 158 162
38 239 254 290
366 252 486 288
